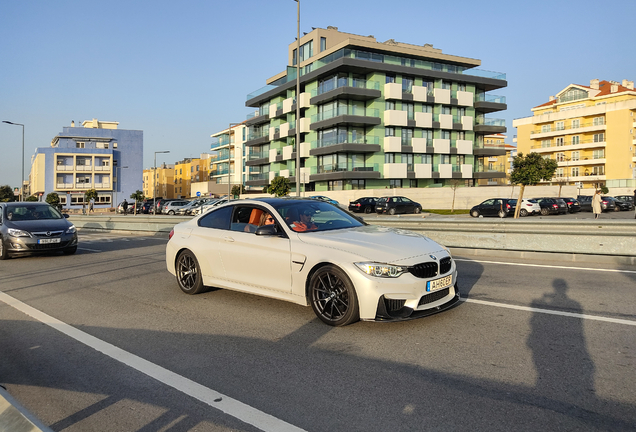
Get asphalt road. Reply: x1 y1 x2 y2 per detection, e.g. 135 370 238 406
1 232 635 431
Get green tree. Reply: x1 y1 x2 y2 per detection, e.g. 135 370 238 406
0 185 15 202
510 152 558 218
25 195 39 202
599 185 609 194
130 190 145 215
46 192 60 207
231 184 246 198
267 176 291 197
84 188 98 203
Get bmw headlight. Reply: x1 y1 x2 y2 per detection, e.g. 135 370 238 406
355 262 407 278
65 224 76 234
8 228 32 238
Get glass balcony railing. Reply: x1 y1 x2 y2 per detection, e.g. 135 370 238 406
530 121 605 134
310 163 379 175
248 149 269 160
475 118 506 127
247 48 506 100
311 107 380 123
311 135 380 149
531 138 606 149
475 164 506 173
248 172 269 181
310 77 380 97
475 94 506 104
246 129 269 141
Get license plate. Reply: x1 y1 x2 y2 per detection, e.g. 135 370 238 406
38 238 61 244
426 274 452 292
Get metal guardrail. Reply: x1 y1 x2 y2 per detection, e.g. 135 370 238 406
70 215 636 258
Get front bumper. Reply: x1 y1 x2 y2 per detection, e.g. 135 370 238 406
4 233 78 255
373 282 461 321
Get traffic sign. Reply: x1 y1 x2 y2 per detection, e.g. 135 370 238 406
196 191 201 197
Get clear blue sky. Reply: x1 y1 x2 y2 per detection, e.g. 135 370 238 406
1 0 634 189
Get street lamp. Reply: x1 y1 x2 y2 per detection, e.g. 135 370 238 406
294 0 301 197
154 151 170 215
3 121 25 200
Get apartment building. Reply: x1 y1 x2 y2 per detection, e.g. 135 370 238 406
475 133 513 185
513 79 636 190
143 163 175 199
173 157 209 198
210 123 250 192
29 119 142 209
243 26 508 192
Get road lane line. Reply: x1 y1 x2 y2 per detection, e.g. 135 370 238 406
77 247 102 252
461 298 636 326
0 291 307 432
454 258 636 274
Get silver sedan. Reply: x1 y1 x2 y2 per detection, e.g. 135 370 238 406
166 198 459 326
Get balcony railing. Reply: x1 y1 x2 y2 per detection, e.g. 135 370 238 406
248 149 270 160
531 138 607 149
56 165 74 171
311 77 380 97
248 172 269 181
246 129 269 141
531 121 605 135
475 164 506 173
311 107 380 123
311 163 379 174
311 135 380 149
75 165 93 171
475 94 506 104
475 118 506 127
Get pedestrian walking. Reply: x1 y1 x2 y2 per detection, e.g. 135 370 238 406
82 201 86 215
122 199 128 215
592 190 602 219
89 199 94 214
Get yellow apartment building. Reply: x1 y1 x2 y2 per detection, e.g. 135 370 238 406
513 79 636 190
476 133 512 185
143 163 175 199
174 158 208 198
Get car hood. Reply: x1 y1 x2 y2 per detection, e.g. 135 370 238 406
5 218 71 232
296 225 447 264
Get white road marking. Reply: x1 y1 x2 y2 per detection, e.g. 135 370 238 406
454 258 636 274
0 291 306 432
461 298 636 326
77 247 102 252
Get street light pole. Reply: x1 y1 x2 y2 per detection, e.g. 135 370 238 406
294 0 301 197
154 151 170 215
3 121 25 200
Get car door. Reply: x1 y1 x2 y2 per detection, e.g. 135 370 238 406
191 205 233 279
401 197 415 213
479 199 496 216
217 205 293 293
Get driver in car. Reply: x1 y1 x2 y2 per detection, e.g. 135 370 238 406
291 209 318 232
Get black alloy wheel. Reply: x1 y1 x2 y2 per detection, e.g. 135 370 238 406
310 265 359 326
364 206 372 214
540 208 549 216
0 237 8 260
176 250 206 294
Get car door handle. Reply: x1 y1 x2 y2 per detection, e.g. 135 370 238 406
223 237 234 242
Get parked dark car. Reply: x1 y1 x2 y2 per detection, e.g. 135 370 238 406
375 196 422 215
577 195 616 212
138 202 153 214
533 198 568 215
614 195 634 205
470 198 513 218
348 197 378 214
607 196 633 211
0 202 78 259
560 197 581 213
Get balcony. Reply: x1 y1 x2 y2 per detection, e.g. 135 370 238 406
473 163 506 179
75 165 93 171
531 138 606 153
310 107 381 131
474 118 506 134
310 77 381 105
310 135 381 156
56 164 74 171
244 129 270 147
530 121 606 139
474 94 507 113
308 163 381 182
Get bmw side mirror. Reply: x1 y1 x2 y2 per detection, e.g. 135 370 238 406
63 214 70 218
255 225 281 236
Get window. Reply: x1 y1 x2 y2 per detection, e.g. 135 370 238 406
457 131 465 140
571 151 580 161
458 83 466 91
402 76 414 93
572 136 580 145
593 149 605 159
298 40 313 63
441 106 451 115
541 125 551 133
403 102 414 120
593 133 604 143
556 168 564 178
441 81 451 90
320 37 326 52
556 137 564 146
389 179 402 188
385 73 396 84
401 128 413 146
327 180 343 191
572 119 580 128
198 206 232 229
385 127 395 137
350 179 365 190
457 107 466 117
593 117 605 126
76 142 85 148
592 166 605 175
385 153 395 163
556 121 564 131
556 152 565 162
571 167 579 177
385 101 395 110
421 154 432 164
404 154 413 171
440 155 450 164
541 140 551 148
292 48 297 66
441 131 451 140
410 179 418 188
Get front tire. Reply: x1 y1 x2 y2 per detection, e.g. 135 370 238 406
309 265 359 326
470 210 479 218
414 207 421 214
176 250 206 294
0 237 8 260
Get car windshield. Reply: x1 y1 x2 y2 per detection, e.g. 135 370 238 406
5 205 62 221
272 201 364 233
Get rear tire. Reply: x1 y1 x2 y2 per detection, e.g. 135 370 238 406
168 210 175 215
540 208 549 216
498 210 507 218
364 206 372 214
388 208 396 215
614 206 620 212
176 250 207 294
519 209 528 217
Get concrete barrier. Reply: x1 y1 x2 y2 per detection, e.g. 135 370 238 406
69 214 636 260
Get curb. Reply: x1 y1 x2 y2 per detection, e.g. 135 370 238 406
0 386 53 432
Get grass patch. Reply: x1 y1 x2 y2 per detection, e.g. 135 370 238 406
423 209 470 215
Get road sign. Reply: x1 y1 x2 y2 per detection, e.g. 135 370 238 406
196 191 201 197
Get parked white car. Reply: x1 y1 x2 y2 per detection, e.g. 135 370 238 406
509 198 541 216
166 198 459 326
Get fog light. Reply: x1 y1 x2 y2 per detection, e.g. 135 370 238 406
12 243 23 249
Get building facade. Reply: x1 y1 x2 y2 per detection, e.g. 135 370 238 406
513 79 636 190
143 163 175 199
210 123 250 192
243 27 507 192
173 157 209 198
29 119 143 208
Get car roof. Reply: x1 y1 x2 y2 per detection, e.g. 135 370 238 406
2 202 52 207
